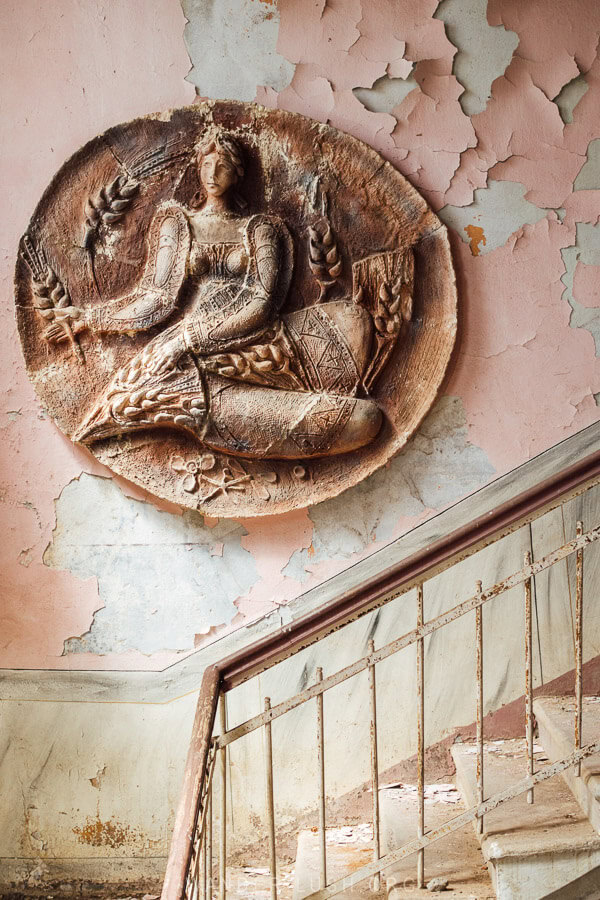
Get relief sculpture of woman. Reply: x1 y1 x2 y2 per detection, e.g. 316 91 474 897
46 131 385 460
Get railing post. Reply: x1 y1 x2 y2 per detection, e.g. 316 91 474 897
416 583 425 889
264 697 277 900
208 786 213 900
475 581 484 834
219 693 227 900
524 551 534 803
316 667 327 889
368 638 380 892
576 520 584 777
202 832 207 900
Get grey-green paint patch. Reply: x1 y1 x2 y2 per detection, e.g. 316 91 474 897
438 180 547 254
561 222 600 361
434 0 518 117
553 72 589 125
353 72 418 115
574 139 600 191
181 0 293 101
44 475 258 655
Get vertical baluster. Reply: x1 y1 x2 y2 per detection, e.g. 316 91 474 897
416 584 425 889
208 785 213 900
264 697 278 900
316 667 327 889
475 581 484 835
524 551 534 803
219 694 227 900
576 521 584 777
368 638 381 892
189 855 197 900
202 832 207 900
189 842 199 900
197 844 203 900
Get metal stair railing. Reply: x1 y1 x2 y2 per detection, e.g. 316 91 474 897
161 448 600 900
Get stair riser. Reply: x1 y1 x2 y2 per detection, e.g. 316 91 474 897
492 848 600 900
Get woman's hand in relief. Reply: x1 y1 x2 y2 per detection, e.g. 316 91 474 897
142 331 188 375
42 306 87 343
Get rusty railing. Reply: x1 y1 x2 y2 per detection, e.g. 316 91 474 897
161 447 600 900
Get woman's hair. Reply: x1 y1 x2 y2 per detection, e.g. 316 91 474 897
192 130 247 209
196 131 245 179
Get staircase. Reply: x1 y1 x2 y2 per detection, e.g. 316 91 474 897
160 445 600 900
452 736 600 899
291 716 600 899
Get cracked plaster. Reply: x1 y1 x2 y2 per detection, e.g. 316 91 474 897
43 475 257 655
2 0 600 669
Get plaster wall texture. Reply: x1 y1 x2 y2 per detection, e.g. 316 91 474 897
3 0 600 673
3 481 599 878
2 0 600 886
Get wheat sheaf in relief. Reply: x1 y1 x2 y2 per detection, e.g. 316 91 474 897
14 101 457 517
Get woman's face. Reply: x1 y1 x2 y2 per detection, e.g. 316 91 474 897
200 150 237 197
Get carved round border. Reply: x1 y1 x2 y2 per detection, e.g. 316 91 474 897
15 101 457 517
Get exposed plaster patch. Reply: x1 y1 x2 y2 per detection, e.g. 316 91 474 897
353 72 417 114
574 139 600 191
43 475 258 655
554 72 589 125
561 222 600 358
439 180 547 255
181 0 294 100
434 0 518 116
283 397 495 581
18 548 33 568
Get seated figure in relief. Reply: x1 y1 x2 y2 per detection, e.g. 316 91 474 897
48 131 385 459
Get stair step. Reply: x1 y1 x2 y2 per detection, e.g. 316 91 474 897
379 783 494 898
452 738 600 900
292 825 384 900
535 696 600 833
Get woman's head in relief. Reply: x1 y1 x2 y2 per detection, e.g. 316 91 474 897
196 132 245 203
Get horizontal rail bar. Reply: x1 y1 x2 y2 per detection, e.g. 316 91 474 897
217 449 600 692
304 738 600 900
216 526 600 749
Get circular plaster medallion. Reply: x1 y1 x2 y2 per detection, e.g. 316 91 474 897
15 100 456 517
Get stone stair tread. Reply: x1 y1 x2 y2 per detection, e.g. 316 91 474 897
380 783 494 898
452 738 600 859
292 825 385 900
534 696 600 805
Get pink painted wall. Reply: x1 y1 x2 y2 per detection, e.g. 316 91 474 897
2 0 600 671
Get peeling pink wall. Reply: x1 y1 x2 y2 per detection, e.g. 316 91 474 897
2 0 600 672
0 0 194 668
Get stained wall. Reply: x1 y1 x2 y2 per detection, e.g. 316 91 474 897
2 0 600 888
